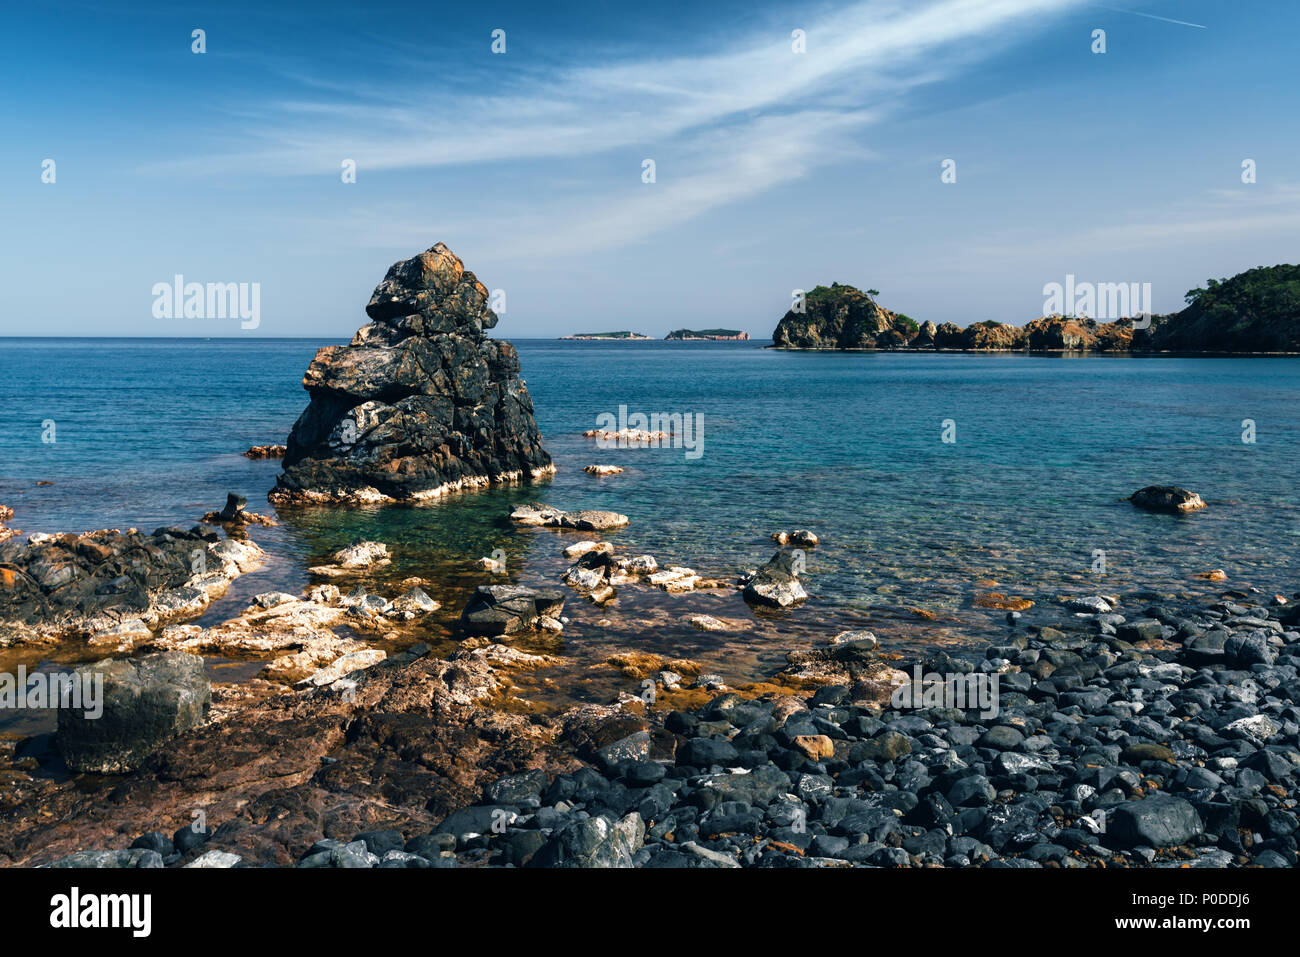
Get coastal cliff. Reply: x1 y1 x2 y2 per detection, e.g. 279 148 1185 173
770 265 1300 353
270 244 553 505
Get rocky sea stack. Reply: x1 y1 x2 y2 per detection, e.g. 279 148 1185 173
271 244 553 505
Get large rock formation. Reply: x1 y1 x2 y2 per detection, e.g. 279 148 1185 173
271 244 553 505
772 284 904 349
961 321 1027 351
1023 316 1097 350
56 651 211 774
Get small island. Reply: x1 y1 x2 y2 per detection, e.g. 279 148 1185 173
664 328 750 341
559 331 652 340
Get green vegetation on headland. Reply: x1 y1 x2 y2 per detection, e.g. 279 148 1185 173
664 328 750 340
559 331 652 340
1137 264 1300 352
773 265 1300 353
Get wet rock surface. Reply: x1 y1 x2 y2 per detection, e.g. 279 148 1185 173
270 243 552 505
510 503 629 530
12 559 1300 870
4 642 580 867
460 584 566 636
0 525 262 647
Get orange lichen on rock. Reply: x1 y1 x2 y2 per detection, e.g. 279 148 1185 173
975 593 1034 611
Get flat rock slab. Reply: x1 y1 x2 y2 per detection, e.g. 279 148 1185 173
510 503 628 530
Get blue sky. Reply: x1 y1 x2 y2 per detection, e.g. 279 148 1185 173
1 0 1297 338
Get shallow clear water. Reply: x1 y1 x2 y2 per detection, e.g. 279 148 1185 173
2 338 1298 714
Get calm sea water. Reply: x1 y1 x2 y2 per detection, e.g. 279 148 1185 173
2 338 1298 711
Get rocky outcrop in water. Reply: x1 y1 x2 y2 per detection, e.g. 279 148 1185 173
664 329 750 341
772 284 907 349
1129 486 1207 513
961 321 1028 351
509 503 629 530
244 444 286 459
271 244 553 505
742 549 808 608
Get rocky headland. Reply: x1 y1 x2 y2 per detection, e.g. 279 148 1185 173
771 265 1300 353
270 243 553 506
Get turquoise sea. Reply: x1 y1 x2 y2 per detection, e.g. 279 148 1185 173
1 337 1298 709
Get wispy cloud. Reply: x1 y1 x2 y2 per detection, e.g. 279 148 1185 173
1094 4 1207 29
149 0 1084 256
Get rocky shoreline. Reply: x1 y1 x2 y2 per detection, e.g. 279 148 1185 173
0 523 264 649
3 245 1295 871
9 572 1297 868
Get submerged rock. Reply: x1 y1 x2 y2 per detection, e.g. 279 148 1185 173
271 243 553 505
